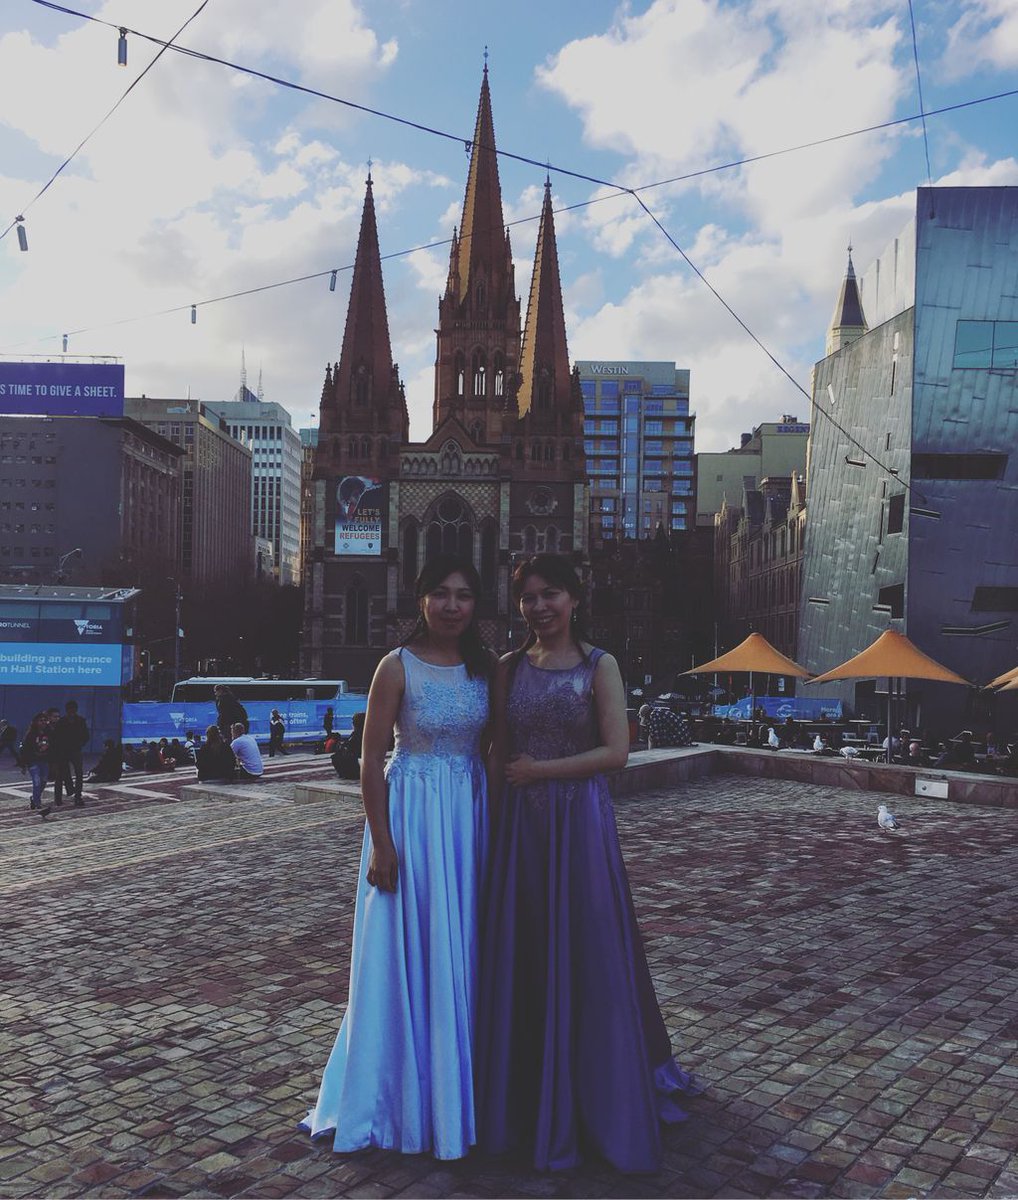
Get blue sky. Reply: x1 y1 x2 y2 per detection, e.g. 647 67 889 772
1 0 1017 450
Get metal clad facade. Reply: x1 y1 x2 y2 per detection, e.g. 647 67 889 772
909 188 1018 727
798 310 913 712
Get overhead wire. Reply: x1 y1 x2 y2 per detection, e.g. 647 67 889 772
12 0 1014 490
0 0 212 243
906 0 936 212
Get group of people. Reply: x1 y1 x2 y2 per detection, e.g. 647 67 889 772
300 552 700 1172
10 701 90 817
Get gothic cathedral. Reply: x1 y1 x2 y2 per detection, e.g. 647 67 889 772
302 68 587 686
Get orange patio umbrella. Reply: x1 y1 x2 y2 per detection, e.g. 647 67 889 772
808 629 970 687
684 632 811 679
987 664 1018 689
807 629 971 761
684 632 811 720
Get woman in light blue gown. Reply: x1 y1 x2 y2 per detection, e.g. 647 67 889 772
301 554 491 1160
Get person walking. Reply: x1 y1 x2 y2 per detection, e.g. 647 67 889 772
51 700 90 806
268 709 287 757
301 554 492 1160
214 685 248 742
322 705 335 745
476 554 700 1172
18 712 53 817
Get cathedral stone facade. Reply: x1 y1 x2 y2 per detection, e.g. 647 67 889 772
302 69 587 686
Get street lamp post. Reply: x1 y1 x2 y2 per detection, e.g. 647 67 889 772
167 578 183 683
55 547 82 583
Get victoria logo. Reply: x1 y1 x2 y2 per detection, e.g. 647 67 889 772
72 618 104 638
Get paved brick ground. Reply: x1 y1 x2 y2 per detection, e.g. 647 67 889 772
1 756 1017 1199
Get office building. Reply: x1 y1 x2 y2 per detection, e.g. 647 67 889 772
1 413 182 587
125 397 253 592
696 418 809 528
205 394 303 585
576 360 693 545
799 187 1018 736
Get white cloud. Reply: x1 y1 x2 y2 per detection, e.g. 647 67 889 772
941 0 1018 77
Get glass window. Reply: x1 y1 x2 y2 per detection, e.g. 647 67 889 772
600 381 619 398
643 459 665 475
645 480 662 492
645 399 664 413
581 380 596 398
623 380 642 394
599 397 620 414
646 420 663 435
953 320 993 368
673 462 694 476
644 440 663 454
993 322 1018 368
584 421 597 435
912 453 1007 480
671 516 688 530
625 397 640 415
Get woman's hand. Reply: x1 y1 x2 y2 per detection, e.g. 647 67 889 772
505 753 544 786
366 840 399 892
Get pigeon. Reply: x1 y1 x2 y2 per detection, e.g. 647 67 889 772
877 804 899 831
813 734 824 752
767 727 780 750
840 745 859 758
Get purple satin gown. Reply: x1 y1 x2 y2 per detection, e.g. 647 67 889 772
477 648 700 1172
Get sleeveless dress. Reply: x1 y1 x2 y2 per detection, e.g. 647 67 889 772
301 648 489 1160
476 648 700 1172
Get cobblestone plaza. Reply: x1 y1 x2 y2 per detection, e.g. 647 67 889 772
1 757 1017 1199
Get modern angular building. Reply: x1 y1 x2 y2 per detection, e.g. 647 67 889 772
799 187 1018 736
576 360 694 546
204 395 303 585
124 397 253 592
302 68 587 685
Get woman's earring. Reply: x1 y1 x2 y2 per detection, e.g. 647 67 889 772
570 610 577 626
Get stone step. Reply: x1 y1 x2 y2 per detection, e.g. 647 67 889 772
180 780 298 804
293 780 362 805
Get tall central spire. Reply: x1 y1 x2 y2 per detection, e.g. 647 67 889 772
433 67 520 437
451 65 512 312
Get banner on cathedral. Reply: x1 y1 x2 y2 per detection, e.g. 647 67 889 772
334 475 384 555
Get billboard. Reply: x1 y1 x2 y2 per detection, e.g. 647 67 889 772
0 361 124 416
334 475 384 555
0 643 123 687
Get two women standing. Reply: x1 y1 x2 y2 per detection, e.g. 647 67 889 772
302 552 698 1169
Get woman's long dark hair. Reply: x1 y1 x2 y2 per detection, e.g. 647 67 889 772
511 553 592 661
401 553 491 678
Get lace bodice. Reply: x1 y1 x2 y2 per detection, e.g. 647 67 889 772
507 649 605 761
388 647 489 765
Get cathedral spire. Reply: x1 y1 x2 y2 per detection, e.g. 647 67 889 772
516 180 573 420
826 243 868 356
318 174 407 456
332 175 397 412
452 66 512 311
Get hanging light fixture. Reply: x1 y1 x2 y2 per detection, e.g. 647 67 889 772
117 27 128 66
15 216 28 252
329 270 337 292
62 334 68 352
190 304 197 325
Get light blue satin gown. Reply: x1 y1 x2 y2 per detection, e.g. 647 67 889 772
301 647 489 1160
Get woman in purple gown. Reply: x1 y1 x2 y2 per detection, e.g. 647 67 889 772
477 554 699 1172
